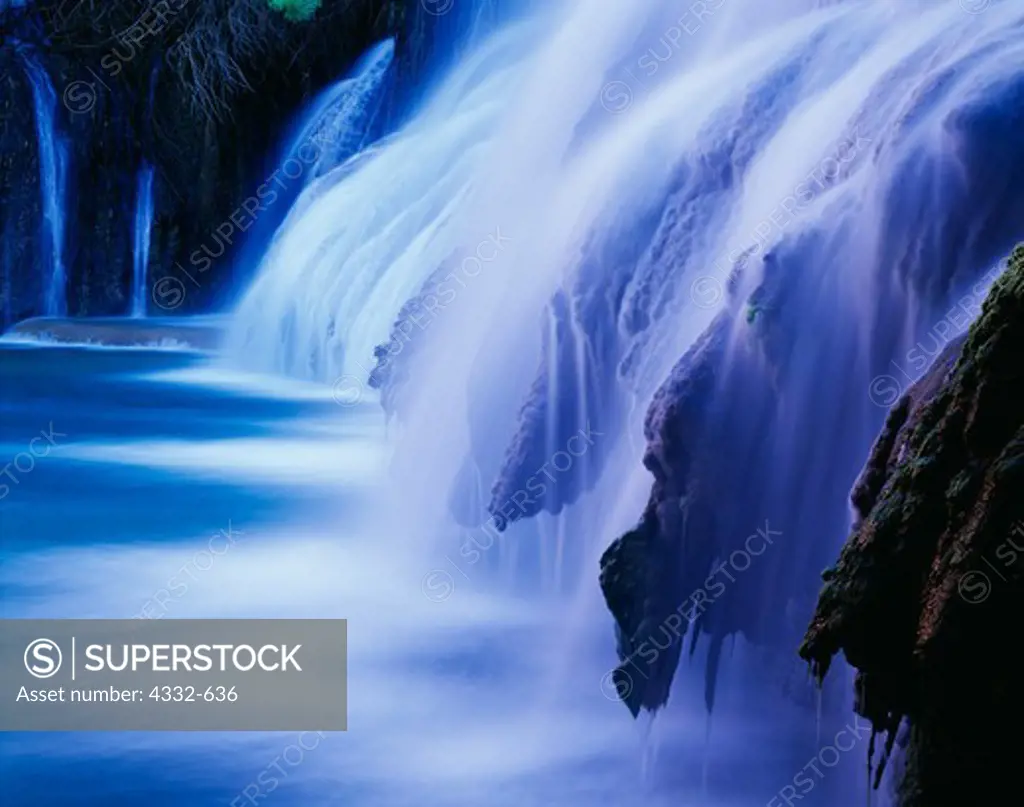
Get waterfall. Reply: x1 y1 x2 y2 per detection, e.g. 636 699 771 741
225 0 1024 549
226 38 396 289
17 50 69 318
131 165 155 318
225 0 1024 793
225 26 529 379
284 38 396 181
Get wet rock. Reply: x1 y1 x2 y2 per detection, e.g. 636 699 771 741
800 245 1024 806
599 311 730 715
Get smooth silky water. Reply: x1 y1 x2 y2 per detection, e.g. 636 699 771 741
0 337 862 804
8 0 1021 803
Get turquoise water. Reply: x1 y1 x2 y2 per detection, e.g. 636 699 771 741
0 342 865 806
0 343 387 804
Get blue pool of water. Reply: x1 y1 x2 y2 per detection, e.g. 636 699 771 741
0 342 866 806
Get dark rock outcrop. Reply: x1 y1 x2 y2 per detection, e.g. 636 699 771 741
596 56 1024 718
485 285 618 531
367 257 454 423
596 236 867 720
800 245 1024 806
598 312 729 716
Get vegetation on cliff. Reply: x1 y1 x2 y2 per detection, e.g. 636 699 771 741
0 0 407 326
268 0 323 23
800 245 1024 805
3 1 385 121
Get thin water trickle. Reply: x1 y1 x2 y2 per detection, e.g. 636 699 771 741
131 165 155 318
702 713 713 796
812 685 821 749
17 49 68 316
639 709 658 784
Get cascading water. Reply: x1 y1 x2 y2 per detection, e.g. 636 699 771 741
131 165 155 318
287 38 395 180
225 0 1024 799
226 25 532 379
227 38 396 286
17 48 69 317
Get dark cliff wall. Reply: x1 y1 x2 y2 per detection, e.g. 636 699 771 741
0 54 43 326
800 245 1024 806
0 0 473 328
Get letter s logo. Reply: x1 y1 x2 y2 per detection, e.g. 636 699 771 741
24 638 62 678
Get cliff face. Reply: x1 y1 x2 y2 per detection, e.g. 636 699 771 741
0 49 42 326
800 245 1024 805
0 0 456 328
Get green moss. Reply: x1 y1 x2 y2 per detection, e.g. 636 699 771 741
959 246 1024 364
267 0 321 21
